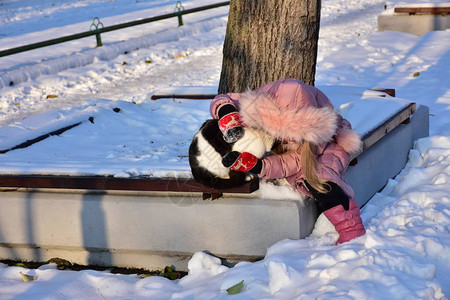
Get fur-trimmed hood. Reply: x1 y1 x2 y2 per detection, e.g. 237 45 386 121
239 90 339 146
210 78 362 154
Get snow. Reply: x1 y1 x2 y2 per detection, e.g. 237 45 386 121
0 99 209 177
0 96 411 177
0 0 449 299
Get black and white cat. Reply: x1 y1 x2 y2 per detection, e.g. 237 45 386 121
189 119 275 189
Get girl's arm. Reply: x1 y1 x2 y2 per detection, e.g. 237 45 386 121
258 151 303 180
210 93 242 119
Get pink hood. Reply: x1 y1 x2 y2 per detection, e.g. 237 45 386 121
210 79 362 155
239 88 339 146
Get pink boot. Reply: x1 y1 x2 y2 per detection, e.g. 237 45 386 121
323 200 366 244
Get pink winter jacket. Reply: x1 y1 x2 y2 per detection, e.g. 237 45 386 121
210 79 362 200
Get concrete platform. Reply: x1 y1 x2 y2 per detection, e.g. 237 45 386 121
345 105 429 207
0 99 429 271
0 188 317 270
378 4 450 36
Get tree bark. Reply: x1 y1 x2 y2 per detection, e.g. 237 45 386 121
218 0 321 93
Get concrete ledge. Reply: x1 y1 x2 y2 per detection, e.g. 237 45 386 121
378 5 450 35
345 105 429 207
0 102 430 271
0 188 317 270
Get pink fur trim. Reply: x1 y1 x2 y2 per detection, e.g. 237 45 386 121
239 91 338 145
335 127 362 155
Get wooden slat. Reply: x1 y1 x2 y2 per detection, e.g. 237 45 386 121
370 88 396 97
0 121 85 154
0 175 259 194
394 7 450 15
151 94 216 100
151 88 397 100
151 89 396 100
358 102 416 157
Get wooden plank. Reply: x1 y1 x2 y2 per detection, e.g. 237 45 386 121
151 88 396 100
0 121 86 154
0 175 259 194
151 94 216 100
348 101 416 162
370 88 396 97
358 102 416 156
394 7 450 15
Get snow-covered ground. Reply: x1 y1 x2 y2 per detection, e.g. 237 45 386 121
0 0 449 299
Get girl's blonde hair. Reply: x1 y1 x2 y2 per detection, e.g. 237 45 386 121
299 141 329 193
272 140 329 194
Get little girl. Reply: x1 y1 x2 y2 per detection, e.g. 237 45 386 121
210 78 365 244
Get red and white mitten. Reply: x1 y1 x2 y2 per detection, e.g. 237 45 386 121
222 151 262 174
218 105 245 143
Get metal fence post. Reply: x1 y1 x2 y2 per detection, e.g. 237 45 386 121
174 1 185 26
90 17 104 47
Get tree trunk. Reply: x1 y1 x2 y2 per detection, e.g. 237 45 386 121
218 0 321 93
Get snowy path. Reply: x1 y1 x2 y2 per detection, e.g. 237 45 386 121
0 19 226 126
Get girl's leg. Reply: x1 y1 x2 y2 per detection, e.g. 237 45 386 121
304 181 349 213
305 181 365 243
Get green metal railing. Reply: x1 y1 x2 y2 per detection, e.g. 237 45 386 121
0 1 230 58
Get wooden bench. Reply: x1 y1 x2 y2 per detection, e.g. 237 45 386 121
0 88 429 270
394 6 450 15
379 4 450 35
